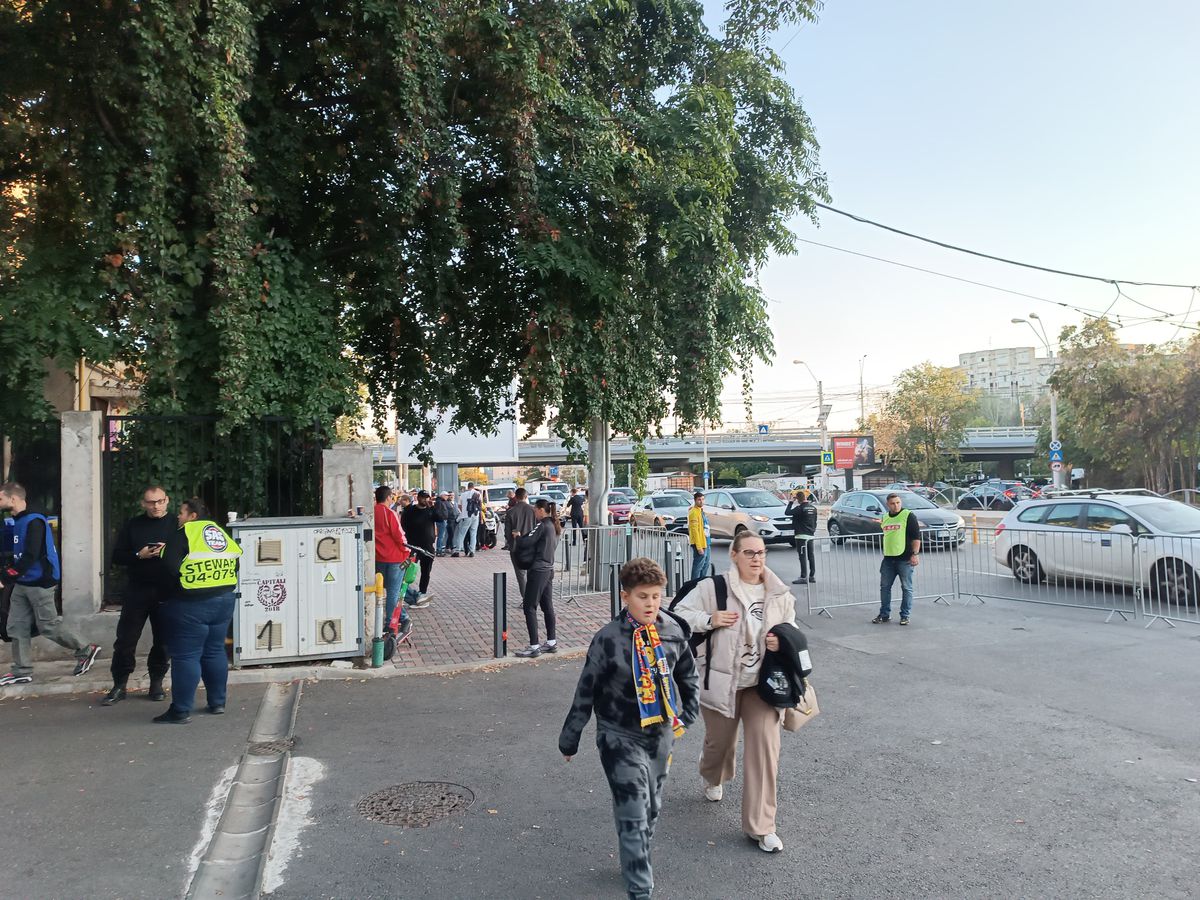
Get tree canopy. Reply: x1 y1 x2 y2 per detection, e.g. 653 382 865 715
1 0 826 454
1049 318 1200 493
869 362 979 483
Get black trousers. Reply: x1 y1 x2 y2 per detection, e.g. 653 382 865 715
415 546 434 593
522 568 557 645
110 583 170 684
796 537 816 578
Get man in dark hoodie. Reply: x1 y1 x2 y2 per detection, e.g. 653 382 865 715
559 557 700 900
784 489 818 585
401 490 438 602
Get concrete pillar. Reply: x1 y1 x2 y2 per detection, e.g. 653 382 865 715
435 463 457 495
996 458 1016 479
322 445 376 654
60 411 104 618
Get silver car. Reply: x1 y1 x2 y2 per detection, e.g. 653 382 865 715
702 488 794 544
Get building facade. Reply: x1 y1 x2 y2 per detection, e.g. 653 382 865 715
955 346 1060 401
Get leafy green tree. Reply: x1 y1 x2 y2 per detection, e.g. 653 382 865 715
717 466 744 486
871 363 980 484
2 0 826 464
1050 318 1200 493
632 441 650 500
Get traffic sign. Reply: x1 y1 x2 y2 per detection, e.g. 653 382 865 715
821 450 834 466
1049 440 1063 452
549 465 559 475
1051 461 1063 472
1049 449 1064 463
758 424 769 435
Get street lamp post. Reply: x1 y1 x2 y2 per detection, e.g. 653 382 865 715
793 360 828 493
1012 314 1062 488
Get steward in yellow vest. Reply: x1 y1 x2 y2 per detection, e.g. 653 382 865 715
154 497 243 724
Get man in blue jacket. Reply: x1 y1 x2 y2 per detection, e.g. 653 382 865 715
0 482 101 685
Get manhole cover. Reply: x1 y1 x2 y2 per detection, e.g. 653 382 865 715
248 738 295 755
356 782 475 827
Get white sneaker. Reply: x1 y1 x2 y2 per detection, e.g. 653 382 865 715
756 832 783 853
704 782 723 802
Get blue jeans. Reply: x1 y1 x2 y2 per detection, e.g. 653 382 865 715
690 546 710 581
879 557 914 619
162 591 236 715
375 561 410 629
435 520 449 552
454 516 478 552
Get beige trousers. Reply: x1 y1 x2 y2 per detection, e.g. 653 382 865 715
699 687 782 836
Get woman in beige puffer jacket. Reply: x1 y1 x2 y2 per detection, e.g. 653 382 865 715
674 530 796 853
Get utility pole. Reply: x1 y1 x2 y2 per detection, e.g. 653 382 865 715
858 354 868 428
1012 314 1062 488
702 421 710 489
794 360 829 494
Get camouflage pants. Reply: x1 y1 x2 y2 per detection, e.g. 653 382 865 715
597 726 674 900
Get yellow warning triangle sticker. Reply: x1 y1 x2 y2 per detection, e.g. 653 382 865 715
323 571 335 583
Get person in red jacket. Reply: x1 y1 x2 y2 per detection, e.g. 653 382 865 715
374 486 412 639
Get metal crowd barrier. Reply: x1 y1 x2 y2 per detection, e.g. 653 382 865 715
1135 533 1200 629
800 531 957 617
553 524 689 604
956 526 1138 622
799 524 1199 630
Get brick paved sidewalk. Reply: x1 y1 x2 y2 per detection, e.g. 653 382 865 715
389 547 612 669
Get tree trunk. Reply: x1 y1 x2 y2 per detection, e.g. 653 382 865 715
587 416 609 527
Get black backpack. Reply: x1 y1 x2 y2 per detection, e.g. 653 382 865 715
467 493 482 516
668 574 728 689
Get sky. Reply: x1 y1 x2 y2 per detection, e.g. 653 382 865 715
704 0 1200 431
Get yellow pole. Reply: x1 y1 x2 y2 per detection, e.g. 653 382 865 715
77 357 87 411
971 513 979 544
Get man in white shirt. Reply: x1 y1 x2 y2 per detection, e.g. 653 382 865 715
452 482 482 558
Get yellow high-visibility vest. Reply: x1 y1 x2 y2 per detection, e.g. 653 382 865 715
178 520 242 590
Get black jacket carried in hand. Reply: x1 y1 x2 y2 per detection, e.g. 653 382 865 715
559 613 700 756
757 623 813 708
785 498 818 537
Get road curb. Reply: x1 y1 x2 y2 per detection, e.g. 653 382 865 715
0 647 592 702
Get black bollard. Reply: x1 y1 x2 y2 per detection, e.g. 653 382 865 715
493 571 508 658
609 562 622 620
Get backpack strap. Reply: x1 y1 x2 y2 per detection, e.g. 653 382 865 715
702 574 729 691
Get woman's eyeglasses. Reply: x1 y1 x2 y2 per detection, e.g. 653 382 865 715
738 549 767 559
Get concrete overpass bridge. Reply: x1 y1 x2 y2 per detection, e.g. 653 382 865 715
371 427 1041 476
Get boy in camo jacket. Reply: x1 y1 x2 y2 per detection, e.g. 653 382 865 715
559 557 700 900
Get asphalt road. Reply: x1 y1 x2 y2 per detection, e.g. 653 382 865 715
0 683 267 899
264 596 1200 900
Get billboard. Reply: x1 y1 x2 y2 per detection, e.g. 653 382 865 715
396 413 519 465
832 435 875 470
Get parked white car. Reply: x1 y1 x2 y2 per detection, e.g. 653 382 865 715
994 492 1200 606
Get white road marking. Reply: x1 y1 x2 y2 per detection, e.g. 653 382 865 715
185 764 238 887
262 756 328 895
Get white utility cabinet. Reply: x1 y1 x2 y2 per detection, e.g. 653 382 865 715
231 516 365 666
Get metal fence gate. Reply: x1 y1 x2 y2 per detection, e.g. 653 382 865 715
101 415 326 604
798 526 1199 630
554 525 691 603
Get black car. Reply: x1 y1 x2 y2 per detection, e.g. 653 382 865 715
956 482 1034 511
827 490 966 548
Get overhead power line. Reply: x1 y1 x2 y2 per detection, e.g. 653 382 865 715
795 238 1200 332
814 202 1199 290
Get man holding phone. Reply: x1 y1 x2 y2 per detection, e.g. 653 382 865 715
102 485 175 705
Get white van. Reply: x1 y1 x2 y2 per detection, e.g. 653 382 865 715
482 483 518 517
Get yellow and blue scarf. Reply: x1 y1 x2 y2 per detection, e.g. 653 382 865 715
630 613 685 737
